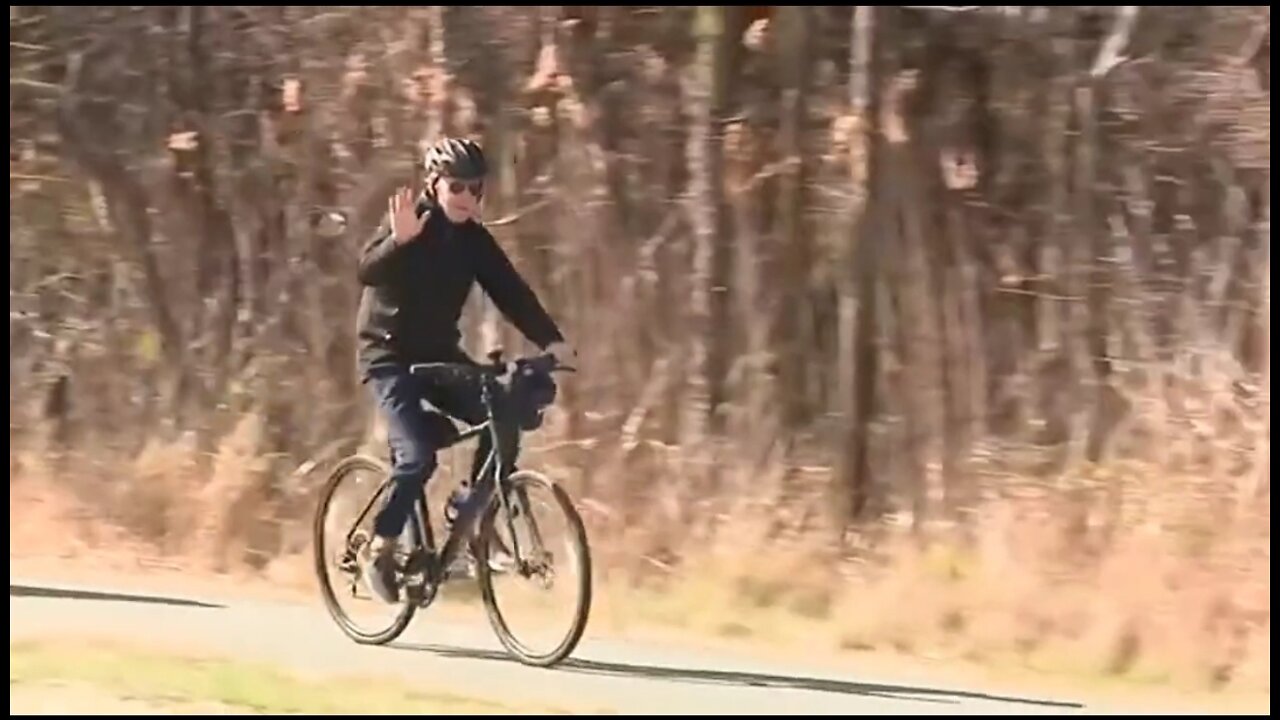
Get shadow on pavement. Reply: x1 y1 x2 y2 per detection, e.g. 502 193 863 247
391 642 1085 710
9 583 225 609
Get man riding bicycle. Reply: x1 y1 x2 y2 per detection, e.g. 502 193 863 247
356 137 573 604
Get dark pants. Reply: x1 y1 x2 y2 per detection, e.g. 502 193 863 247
365 361 509 540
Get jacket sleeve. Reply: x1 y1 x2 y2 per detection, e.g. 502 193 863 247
358 199 431 285
357 221 407 286
473 228 565 349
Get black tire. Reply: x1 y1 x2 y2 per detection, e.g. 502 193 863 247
312 454 417 645
475 470 592 667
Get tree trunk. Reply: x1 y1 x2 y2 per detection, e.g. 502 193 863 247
836 6 875 526
775 5 814 432
685 6 734 443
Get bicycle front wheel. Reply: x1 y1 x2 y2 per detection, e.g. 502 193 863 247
475 470 592 667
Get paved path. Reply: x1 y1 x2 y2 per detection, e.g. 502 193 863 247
10 576 1102 715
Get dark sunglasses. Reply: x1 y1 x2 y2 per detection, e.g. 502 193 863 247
446 178 484 198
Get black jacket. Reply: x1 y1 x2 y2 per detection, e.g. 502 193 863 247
355 198 564 378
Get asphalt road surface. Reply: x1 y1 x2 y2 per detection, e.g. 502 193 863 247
10 577 1104 715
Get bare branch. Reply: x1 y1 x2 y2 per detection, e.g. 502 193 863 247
9 77 62 93
1091 6 1139 79
1236 20 1269 66
484 196 555 228
902 6 981 12
10 173 75 184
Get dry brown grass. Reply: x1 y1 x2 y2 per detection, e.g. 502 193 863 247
581 465 1269 692
9 394 1270 698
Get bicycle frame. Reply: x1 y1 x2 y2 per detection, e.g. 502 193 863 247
340 366 544 592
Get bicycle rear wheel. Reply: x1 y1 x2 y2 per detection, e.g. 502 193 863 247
312 455 417 645
475 470 592 667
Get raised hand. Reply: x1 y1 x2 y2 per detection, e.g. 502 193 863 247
389 187 427 243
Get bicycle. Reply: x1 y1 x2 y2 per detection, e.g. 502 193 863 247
312 349 592 668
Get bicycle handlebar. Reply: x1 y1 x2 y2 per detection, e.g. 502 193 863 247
409 352 576 381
